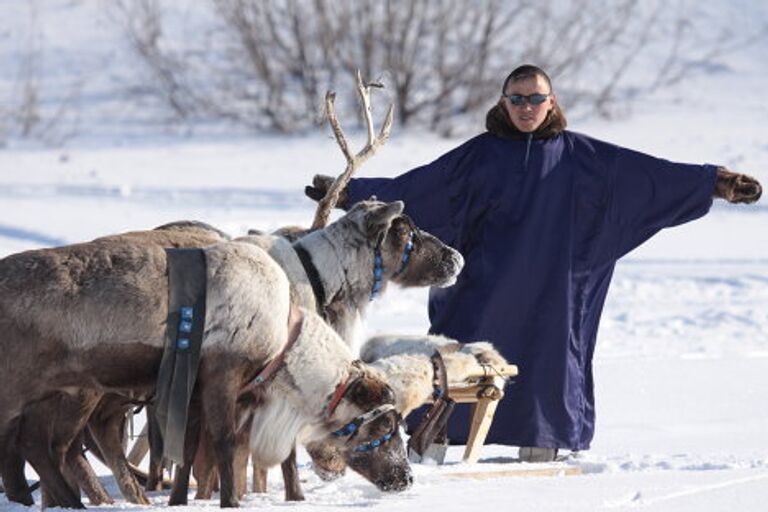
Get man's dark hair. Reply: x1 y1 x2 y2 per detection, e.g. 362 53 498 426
502 65 553 93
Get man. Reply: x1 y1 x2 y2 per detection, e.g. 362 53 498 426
306 65 762 462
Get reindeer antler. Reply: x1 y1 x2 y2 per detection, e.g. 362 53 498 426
311 70 395 230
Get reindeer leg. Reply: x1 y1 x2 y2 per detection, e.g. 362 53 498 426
21 393 100 509
51 392 106 507
198 364 240 508
168 390 202 506
233 437 249 500
281 446 304 501
64 436 114 505
1 417 34 505
208 413 238 507
145 405 165 492
88 403 150 505
234 412 253 497
252 464 267 494
192 424 217 500
24 442 84 509
0 440 34 506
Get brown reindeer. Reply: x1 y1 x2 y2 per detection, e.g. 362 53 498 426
0 200 455 508
0 230 292 508
0 225 228 507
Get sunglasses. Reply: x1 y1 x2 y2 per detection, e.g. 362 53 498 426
504 93 550 106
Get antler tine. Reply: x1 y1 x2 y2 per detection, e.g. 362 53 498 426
325 91 353 165
355 101 394 167
380 104 394 139
356 70 376 149
311 70 395 230
311 160 355 230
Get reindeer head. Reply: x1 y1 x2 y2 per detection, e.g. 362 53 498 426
320 364 412 492
301 70 462 305
380 213 464 289
302 199 463 306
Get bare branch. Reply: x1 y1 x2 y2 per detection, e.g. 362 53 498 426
325 91 353 164
311 71 395 230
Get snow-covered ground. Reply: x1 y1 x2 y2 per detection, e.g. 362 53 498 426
1 1 767 511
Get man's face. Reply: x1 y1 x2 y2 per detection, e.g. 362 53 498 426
501 75 556 133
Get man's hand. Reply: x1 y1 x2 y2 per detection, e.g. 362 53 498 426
714 167 762 204
305 174 347 205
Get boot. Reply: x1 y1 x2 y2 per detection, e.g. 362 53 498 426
518 446 558 463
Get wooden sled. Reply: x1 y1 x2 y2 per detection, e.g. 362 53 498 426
443 364 518 463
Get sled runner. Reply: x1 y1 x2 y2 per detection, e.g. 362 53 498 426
445 466 582 479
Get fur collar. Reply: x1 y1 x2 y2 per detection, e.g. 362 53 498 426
485 102 567 141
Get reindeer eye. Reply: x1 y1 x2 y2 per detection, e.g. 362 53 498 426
377 413 397 434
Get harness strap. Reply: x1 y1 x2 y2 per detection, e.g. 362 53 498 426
330 403 397 438
370 245 384 301
354 431 395 452
325 374 358 419
354 403 397 426
293 244 327 319
239 306 304 399
371 227 416 301
430 350 449 399
391 231 415 278
407 350 455 457
153 248 208 466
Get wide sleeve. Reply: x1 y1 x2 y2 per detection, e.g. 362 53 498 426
345 137 483 247
607 143 718 259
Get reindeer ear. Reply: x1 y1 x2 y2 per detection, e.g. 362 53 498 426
364 201 404 240
347 368 392 406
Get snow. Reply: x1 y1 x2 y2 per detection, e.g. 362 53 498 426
1 1 767 511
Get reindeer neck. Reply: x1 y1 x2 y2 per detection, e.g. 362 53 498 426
260 235 318 312
248 312 354 468
296 229 374 316
277 310 354 418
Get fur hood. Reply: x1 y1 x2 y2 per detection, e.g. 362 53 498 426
485 101 567 140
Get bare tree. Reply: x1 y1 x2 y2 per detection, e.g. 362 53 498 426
1 0 80 147
108 0 768 135
111 0 201 119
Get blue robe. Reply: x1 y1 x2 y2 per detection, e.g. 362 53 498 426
346 130 717 450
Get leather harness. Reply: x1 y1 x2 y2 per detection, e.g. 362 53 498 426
407 350 456 457
293 244 328 320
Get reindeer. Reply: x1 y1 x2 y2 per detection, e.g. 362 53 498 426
184 73 465 502
309 334 511 481
0 198 463 509
0 226 229 507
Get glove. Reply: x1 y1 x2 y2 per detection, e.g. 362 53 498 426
304 174 348 206
714 167 762 204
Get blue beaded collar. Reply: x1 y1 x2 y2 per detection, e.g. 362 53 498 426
370 230 415 301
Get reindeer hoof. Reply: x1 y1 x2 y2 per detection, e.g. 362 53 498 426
286 492 305 502
220 496 240 508
168 494 188 506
